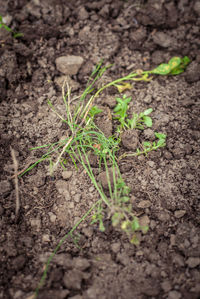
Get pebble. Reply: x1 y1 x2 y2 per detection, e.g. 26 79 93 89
63 270 83 290
161 280 172 292
111 242 121 253
55 55 84 75
30 218 41 231
73 258 90 271
48 212 57 223
137 200 152 208
174 210 186 218
55 180 71 201
153 31 175 48
62 170 73 180
78 6 89 20
194 0 200 16
0 180 12 196
74 193 81 203
167 290 181 299
186 257 200 268
157 211 170 222
172 254 185 267
42 234 50 243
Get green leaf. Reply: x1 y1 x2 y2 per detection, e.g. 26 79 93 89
142 116 152 127
99 221 105 232
89 106 102 117
151 63 171 75
131 217 140 231
112 213 123 227
143 141 152 148
156 139 166 147
141 225 149 234
130 234 140 245
143 108 153 116
155 132 166 140
121 196 130 203
168 57 181 69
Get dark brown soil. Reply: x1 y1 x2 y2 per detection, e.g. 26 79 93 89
0 1 200 299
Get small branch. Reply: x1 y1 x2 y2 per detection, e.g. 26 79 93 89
10 147 20 221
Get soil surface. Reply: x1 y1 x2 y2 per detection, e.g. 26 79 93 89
0 1 200 299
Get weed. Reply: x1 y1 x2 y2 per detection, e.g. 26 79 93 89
20 57 190 298
0 15 23 38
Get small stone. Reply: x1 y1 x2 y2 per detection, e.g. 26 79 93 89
42 234 50 243
174 210 186 218
143 129 155 141
153 31 175 48
172 254 185 267
157 211 170 222
168 290 181 299
139 215 150 227
194 1 200 16
63 270 83 290
89 186 95 192
98 168 118 190
82 227 93 237
161 280 172 292
0 180 12 196
137 200 152 208
55 180 71 201
62 170 73 180
74 193 81 203
121 129 139 151
111 242 120 253
49 212 56 223
55 56 84 75
30 218 41 231
186 257 200 268
78 6 89 20
11 255 26 271
185 61 200 83
54 75 80 91
73 258 90 271
103 96 116 108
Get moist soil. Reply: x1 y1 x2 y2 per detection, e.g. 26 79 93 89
0 1 200 299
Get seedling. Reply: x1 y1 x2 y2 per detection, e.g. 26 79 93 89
126 108 153 130
0 15 23 38
113 94 132 129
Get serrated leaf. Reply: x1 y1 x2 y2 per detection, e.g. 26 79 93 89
142 116 152 127
143 141 152 149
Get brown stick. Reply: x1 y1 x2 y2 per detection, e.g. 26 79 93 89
10 147 20 221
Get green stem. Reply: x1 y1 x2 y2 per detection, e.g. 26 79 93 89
33 200 100 298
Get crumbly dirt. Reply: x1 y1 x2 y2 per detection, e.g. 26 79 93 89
0 1 200 299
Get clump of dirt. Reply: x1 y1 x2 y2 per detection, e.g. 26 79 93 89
0 1 200 299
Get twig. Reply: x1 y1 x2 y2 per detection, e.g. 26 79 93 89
10 147 20 221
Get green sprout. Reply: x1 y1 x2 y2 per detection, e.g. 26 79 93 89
0 15 23 38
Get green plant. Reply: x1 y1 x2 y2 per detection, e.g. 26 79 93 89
113 95 153 131
20 57 190 298
0 15 23 38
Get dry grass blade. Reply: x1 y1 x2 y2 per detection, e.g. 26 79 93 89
10 147 20 221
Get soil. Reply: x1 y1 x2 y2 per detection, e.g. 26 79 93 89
0 1 200 299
